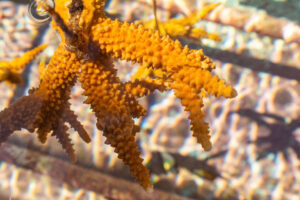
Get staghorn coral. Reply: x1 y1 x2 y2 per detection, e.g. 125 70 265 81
141 2 221 41
0 44 47 84
0 0 236 190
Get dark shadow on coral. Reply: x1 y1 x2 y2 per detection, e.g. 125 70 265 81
240 0 300 23
230 108 300 160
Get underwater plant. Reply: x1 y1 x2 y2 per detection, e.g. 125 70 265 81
0 0 236 190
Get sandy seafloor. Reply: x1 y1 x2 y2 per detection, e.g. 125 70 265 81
1 0 300 199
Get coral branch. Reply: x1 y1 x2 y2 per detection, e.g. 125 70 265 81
92 18 215 71
0 44 47 84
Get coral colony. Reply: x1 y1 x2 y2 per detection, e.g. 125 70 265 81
0 0 236 189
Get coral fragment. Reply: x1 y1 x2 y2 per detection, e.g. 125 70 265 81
0 0 236 190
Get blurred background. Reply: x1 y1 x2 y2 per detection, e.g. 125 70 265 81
1 0 300 199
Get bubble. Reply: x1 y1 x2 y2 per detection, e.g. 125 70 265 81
28 0 51 24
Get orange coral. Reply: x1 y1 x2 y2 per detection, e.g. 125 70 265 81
0 0 236 190
141 2 221 41
0 44 47 84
